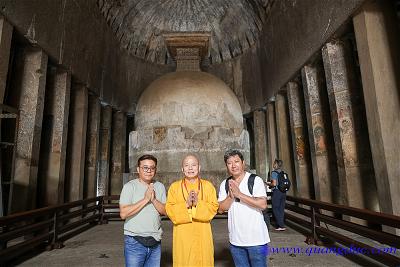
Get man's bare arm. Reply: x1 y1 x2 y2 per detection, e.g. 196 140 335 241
120 198 149 219
218 195 234 213
230 179 267 210
120 186 153 219
237 194 267 210
151 198 166 215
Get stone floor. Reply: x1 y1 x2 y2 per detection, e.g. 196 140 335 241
18 219 387 267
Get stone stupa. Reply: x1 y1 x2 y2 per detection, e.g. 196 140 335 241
129 33 250 189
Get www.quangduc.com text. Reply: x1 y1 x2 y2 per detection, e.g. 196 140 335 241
268 245 397 256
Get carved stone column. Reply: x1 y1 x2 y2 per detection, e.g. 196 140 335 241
10 48 48 213
322 40 377 213
65 84 88 202
353 0 400 219
98 105 112 196
38 68 71 206
110 110 126 195
301 63 339 203
287 81 313 199
275 91 296 195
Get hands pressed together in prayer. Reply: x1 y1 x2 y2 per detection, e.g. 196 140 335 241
145 183 156 202
186 190 198 208
228 179 242 201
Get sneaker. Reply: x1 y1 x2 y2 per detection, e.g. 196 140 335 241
275 227 286 231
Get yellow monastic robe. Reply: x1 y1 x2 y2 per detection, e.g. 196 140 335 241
166 178 219 267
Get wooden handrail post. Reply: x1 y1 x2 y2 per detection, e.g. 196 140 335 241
52 209 63 249
99 196 104 225
82 201 86 220
0 225 8 250
305 206 321 245
49 210 56 249
311 207 317 243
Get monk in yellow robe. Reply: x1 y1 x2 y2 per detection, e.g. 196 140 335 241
166 154 219 267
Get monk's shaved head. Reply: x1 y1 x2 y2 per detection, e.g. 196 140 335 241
182 154 201 179
181 154 199 166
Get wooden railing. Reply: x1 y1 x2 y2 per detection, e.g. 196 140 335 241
285 195 400 266
101 195 121 221
0 197 103 265
2 194 399 266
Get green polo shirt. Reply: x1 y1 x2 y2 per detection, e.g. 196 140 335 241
119 179 166 241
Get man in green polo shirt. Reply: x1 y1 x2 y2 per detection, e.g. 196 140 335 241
119 154 166 267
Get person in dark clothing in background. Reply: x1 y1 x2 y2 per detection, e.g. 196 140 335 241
267 159 286 231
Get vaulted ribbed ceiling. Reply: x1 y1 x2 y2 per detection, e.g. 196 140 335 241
97 0 274 65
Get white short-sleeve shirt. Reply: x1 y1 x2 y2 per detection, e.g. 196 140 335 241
218 172 270 246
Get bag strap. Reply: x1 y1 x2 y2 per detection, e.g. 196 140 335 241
247 173 257 195
225 173 257 196
225 176 233 194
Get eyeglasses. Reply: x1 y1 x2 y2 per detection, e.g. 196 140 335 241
140 166 156 172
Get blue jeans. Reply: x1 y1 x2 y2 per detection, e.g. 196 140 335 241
272 189 286 228
230 243 268 267
124 235 161 267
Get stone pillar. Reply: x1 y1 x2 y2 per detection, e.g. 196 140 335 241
274 92 295 195
84 94 101 199
110 111 127 195
0 16 12 102
353 0 400 217
0 15 12 216
97 105 112 196
301 63 339 203
287 81 314 199
322 40 378 212
65 84 88 202
9 48 48 213
266 102 278 174
38 68 71 206
253 109 268 180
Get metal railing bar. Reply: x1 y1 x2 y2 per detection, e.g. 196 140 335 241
285 203 312 217
0 233 51 262
102 195 119 201
54 197 101 211
317 227 400 266
0 219 53 242
0 197 101 226
0 207 57 225
57 205 98 222
286 196 400 228
316 213 400 248
58 214 100 234
285 213 313 229
103 203 119 209
103 212 120 219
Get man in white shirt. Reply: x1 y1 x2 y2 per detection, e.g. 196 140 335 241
218 149 270 267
